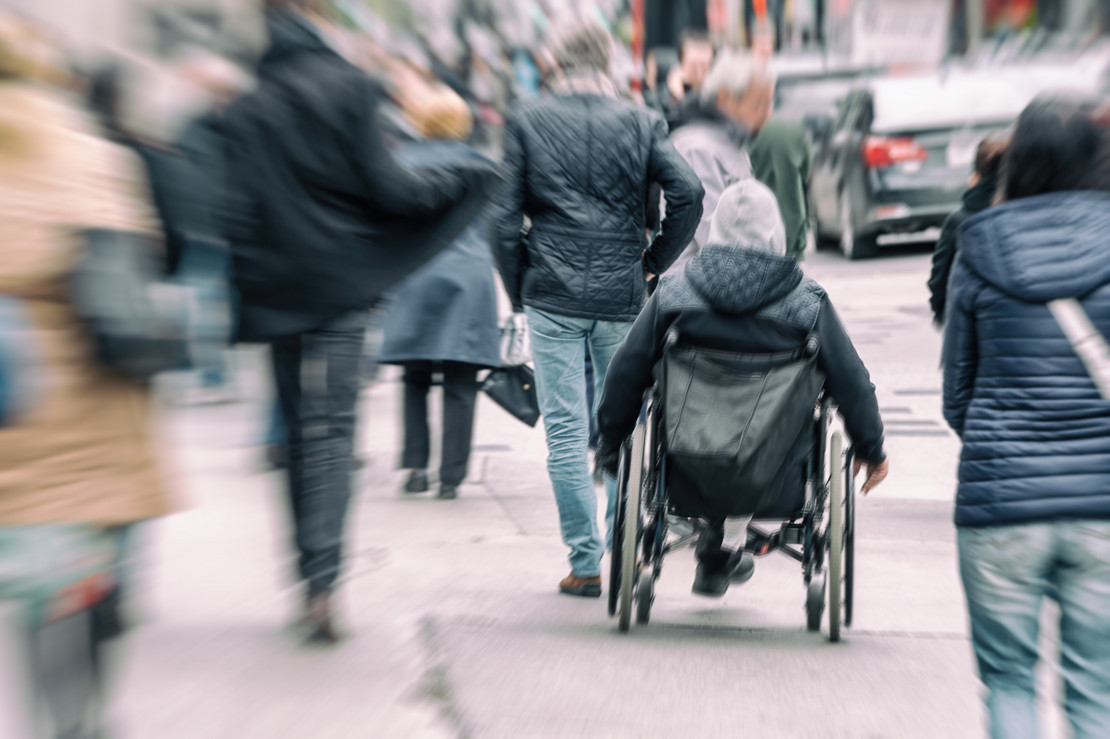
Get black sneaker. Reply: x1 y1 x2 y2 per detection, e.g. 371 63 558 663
438 485 458 500
403 470 429 494
692 564 729 597
729 551 756 584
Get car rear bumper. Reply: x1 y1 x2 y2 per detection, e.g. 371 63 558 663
861 202 957 236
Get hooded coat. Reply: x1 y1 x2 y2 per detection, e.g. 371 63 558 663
943 191 1110 527
597 244 886 466
0 84 170 525
223 11 497 342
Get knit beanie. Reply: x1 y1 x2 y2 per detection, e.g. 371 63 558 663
707 180 788 256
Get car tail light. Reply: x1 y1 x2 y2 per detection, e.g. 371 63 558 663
863 136 928 169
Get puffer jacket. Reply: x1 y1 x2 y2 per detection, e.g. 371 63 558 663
927 171 997 325
597 245 886 465
492 93 703 321
943 191 1110 527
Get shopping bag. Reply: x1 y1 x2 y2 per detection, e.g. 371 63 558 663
481 364 541 427
499 313 532 366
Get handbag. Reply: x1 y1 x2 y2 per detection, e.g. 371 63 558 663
70 229 193 381
481 364 541 427
499 313 532 366
1048 298 1110 399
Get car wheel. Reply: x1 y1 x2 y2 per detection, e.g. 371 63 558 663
840 194 878 261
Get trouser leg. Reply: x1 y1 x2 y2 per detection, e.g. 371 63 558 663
401 362 433 471
440 362 481 487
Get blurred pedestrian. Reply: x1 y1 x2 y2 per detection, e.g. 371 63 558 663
492 15 703 598
223 0 495 645
668 49 776 270
596 181 888 597
665 29 715 129
750 115 812 262
943 97 1110 738
174 49 251 404
0 12 170 735
380 85 501 501
928 133 1008 326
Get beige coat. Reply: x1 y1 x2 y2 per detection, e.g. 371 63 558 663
0 83 171 525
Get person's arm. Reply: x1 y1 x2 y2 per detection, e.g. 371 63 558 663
490 114 528 311
352 76 485 220
816 298 885 465
942 256 979 438
595 292 667 469
928 212 961 325
642 119 704 276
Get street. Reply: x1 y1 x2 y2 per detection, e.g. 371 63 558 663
0 244 1071 738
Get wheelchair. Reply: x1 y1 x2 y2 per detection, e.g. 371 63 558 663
607 332 857 642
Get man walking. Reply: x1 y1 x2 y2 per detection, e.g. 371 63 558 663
668 50 775 270
492 16 703 598
224 0 493 643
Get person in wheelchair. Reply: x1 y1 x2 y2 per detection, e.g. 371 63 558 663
596 181 890 597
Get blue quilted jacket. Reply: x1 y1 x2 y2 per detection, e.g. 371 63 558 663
943 191 1110 527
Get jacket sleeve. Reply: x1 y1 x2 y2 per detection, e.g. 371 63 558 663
816 299 886 464
597 292 666 446
928 211 961 325
643 119 704 276
490 114 527 311
353 78 481 220
942 256 979 437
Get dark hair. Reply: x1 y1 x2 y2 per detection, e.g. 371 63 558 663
974 133 1008 179
1082 110 1110 193
678 29 712 62
1001 97 1101 201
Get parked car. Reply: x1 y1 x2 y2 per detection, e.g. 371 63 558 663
808 71 1030 259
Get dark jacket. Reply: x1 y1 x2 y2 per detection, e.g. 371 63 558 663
750 117 812 262
223 11 496 342
927 172 997 325
492 92 703 322
597 245 886 464
943 192 1110 527
379 142 501 369
175 111 229 253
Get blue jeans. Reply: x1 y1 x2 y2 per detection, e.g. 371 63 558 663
959 521 1110 739
525 308 632 578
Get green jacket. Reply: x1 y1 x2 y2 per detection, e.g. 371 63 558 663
750 117 812 261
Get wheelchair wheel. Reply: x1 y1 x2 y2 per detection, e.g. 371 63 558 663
845 448 856 628
635 567 654 625
828 433 845 642
806 573 825 632
618 416 647 633
608 441 632 618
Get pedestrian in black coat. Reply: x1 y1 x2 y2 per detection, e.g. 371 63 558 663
222 1 497 644
927 133 1007 326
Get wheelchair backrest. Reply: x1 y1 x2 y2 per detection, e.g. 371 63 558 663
659 332 826 492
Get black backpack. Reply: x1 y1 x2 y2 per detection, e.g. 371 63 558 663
661 336 825 519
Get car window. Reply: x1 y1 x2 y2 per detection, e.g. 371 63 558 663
834 93 861 131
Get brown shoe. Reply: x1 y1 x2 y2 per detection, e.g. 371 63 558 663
559 573 602 598
302 591 342 646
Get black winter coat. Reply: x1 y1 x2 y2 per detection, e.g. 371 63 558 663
224 11 497 342
492 93 703 322
943 192 1110 527
597 246 886 465
927 172 997 325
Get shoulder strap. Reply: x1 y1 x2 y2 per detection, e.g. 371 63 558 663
1048 299 1110 400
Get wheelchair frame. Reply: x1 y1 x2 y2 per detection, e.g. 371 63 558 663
607 360 857 642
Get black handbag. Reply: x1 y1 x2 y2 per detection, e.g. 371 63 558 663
481 364 541 427
70 229 193 381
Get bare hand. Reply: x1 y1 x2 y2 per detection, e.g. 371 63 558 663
852 458 890 495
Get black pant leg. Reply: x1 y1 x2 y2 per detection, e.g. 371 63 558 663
440 362 481 487
271 334 309 580
695 519 731 572
274 313 365 595
401 362 434 471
